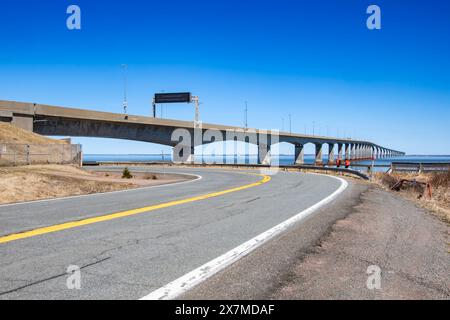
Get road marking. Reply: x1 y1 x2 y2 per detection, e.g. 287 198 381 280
0 172 202 208
0 174 270 245
140 174 348 300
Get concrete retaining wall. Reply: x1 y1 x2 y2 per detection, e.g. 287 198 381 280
0 143 82 167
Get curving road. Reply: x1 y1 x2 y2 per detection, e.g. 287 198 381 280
0 167 345 299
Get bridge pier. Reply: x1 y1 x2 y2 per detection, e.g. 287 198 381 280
258 143 271 165
344 143 350 160
315 143 323 166
337 143 343 163
294 143 304 165
328 143 335 165
173 146 195 164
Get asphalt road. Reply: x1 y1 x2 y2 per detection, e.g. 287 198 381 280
0 167 343 299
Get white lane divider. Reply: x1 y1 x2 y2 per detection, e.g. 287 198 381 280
140 174 348 300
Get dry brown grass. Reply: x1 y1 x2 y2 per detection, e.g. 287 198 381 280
0 165 135 204
373 171 450 223
0 165 192 205
0 121 67 145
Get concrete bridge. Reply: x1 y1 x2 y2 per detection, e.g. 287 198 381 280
0 100 405 165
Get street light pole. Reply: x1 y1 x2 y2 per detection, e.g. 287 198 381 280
244 101 248 129
121 64 128 115
160 90 165 118
289 114 292 134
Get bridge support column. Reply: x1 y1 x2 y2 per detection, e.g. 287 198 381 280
327 143 335 166
258 144 271 165
294 143 304 165
344 143 350 160
315 143 323 166
173 146 195 164
354 144 359 160
337 143 343 164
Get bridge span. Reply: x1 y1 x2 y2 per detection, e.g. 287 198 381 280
0 100 404 165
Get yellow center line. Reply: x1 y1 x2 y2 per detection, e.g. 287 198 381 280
0 174 271 245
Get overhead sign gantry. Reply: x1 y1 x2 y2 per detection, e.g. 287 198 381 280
152 92 200 124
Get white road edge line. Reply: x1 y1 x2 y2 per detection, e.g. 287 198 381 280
0 172 202 208
140 174 348 300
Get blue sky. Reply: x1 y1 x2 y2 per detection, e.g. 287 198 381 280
0 0 449 155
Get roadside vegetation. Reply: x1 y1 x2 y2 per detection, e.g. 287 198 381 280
373 171 450 223
0 165 135 204
0 165 189 205
122 167 133 179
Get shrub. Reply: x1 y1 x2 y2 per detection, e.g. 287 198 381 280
122 167 133 179
143 173 158 180
379 173 398 189
429 170 450 188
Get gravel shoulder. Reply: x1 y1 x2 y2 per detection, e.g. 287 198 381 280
182 180 450 300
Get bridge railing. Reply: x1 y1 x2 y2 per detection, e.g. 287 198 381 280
0 143 82 167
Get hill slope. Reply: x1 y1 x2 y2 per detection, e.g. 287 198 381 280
0 121 66 145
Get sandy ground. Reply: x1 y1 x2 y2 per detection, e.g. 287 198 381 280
271 186 450 299
182 180 449 300
0 165 190 204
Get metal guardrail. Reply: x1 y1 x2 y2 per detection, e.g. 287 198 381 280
0 143 82 166
391 162 450 173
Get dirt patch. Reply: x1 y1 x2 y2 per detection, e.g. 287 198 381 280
373 171 450 223
0 165 192 204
